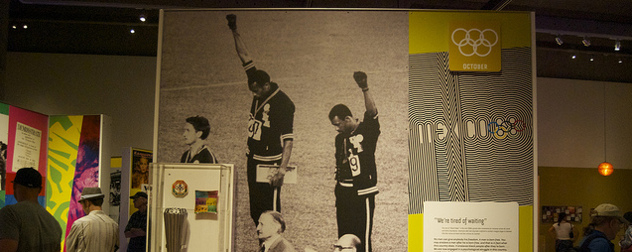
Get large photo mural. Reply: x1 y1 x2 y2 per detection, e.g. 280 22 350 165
156 9 535 252
156 10 410 252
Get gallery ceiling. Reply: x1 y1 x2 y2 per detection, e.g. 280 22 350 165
7 0 632 82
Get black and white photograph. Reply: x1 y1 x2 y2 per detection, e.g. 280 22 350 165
156 10 409 252
110 169 121 206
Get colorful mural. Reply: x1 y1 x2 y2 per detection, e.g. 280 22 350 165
47 115 83 247
47 115 101 250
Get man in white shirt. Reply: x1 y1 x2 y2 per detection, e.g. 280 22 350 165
66 187 119 252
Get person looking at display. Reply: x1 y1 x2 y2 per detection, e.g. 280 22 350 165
0 167 62 252
548 212 576 252
257 211 296 252
578 203 628 252
125 191 148 252
181 115 218 164
66 187 119 252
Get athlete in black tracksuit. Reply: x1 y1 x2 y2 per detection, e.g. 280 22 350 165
329 71 380 252
227 14 295 225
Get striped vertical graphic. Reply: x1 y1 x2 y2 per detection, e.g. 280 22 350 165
408 48 533 214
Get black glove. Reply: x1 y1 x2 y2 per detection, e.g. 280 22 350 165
353 71 368 89
226 14 237 31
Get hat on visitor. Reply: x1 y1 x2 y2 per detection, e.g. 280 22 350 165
79 187 105 201
593 203 628 224
130 191 148 199
12 167 42 188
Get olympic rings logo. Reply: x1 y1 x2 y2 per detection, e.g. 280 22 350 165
451 28 499 57
487 118 526 140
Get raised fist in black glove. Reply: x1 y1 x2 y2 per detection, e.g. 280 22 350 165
353 71 368 90
226 14 237 31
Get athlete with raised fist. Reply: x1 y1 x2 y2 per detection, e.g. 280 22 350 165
328 71 380 252
226 14 296 226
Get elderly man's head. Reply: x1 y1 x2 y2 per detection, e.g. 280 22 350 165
333 234 361 252
590 203 628 240
257 211 286 241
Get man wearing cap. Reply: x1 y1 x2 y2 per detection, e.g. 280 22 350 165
0 167 62 252
125 191 148 252
227 14 296 225
66 187 119 252
578 203 629 252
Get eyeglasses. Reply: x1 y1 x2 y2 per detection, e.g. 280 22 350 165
612 219 625 229
333 244 355 251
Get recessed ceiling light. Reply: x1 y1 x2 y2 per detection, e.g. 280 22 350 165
130 29 135 34
571 55 577 59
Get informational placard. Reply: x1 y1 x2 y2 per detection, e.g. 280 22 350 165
424 201 519 252
12 122 42 171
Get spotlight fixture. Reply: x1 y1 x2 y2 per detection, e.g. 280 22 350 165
12 25 16 29
23 24 28 29
130 29 135 34
140 15 146 22
590 57 594 62
614 40 621 51
571 55 577 59
555 35 563 45
582 37 591 47
619 59 623 64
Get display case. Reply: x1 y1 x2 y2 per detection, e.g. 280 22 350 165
148 163 235 252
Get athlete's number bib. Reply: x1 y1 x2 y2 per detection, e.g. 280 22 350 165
348 152 361 177
248 115 262 141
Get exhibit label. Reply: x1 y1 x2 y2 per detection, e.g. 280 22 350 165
12 122 41 171
423 201 519 252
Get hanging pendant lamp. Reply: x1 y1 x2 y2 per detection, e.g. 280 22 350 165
598 84 613 176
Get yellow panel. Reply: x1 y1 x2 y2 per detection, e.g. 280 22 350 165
409 213 424 251
111 156 122 168
448 21 502 72
47 115 83 248
520 205 534 252
409 11 532 54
